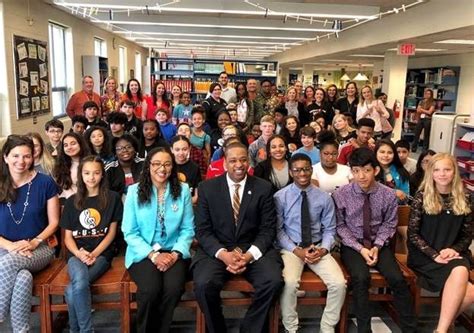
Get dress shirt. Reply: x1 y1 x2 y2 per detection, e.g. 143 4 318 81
275 183 336 252
214 174 262 261
333 182 398 252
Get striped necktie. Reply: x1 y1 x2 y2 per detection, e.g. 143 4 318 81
232 184 241 224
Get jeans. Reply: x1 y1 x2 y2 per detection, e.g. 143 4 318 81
412 117 432 151
65 256 110 333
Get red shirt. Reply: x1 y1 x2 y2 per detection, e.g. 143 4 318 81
66 90 101 118
337 142 373 165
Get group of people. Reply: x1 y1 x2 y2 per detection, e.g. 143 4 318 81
0 73 471 333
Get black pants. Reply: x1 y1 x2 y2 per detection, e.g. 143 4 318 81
341 245 417 333
412 117 432 151
128 258 188 333
193 251 283 333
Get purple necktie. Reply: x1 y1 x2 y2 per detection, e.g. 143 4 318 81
363 193 372 249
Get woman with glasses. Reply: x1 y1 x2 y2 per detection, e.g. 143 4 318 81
311 131 352 194
122 147 194 333
105 134 144 198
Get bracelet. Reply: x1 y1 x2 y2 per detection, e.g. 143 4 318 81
34 237 44 243
150 251 160 264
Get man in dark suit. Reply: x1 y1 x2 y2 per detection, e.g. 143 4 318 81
193 142 283 333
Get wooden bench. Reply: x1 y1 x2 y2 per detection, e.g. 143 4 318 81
41 256 128 333
31 258 65 333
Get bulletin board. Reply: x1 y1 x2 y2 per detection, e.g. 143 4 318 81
13 35 50 119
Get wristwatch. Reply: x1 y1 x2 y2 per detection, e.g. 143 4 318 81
150 251 160 264
34 237 44 243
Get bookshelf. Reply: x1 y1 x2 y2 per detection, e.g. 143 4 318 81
454 122 474 195
401 66 460 142
150 57 278 102
82 56 108 95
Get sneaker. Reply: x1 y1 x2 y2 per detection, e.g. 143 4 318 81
296 290 306 297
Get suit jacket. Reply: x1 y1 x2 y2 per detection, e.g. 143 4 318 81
193 174 276 264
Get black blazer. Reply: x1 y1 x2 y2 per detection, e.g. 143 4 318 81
193 174 276 264
253 160 292 194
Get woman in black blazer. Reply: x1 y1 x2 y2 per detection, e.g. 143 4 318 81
254 134 292 193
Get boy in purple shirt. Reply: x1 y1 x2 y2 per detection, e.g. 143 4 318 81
332 147 416 333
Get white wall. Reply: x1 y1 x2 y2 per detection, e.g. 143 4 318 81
1 0 148 137
408 53 474 115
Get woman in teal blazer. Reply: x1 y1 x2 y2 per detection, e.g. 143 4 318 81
122 147 194 333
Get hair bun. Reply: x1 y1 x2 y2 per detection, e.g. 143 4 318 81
317 130 336 143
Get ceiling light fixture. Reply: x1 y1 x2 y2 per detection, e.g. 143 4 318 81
113 31 311 41
93 20 338 32
434 39 474 45
349 54 385 58
340 73 351 81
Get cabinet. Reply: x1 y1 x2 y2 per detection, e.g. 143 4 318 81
150 57 278 102
454 122 474 195
401 66 460 142
82 56 108 95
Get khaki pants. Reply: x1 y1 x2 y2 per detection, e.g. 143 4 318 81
280 249 347 333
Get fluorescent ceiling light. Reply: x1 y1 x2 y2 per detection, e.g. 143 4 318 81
113 31 311 41
320 59 352 63
56 2 376 20
132 38 301 46
140 42 285 50
148 46 275 53
93 20 337 32
387 48 446 52
350 54 385 58
434 39 474 45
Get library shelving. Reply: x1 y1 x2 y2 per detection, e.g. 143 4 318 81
401 66 460 142
150 57 278 102
454 122 474 195
82 56 108 95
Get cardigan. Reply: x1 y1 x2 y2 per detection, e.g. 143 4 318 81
122 182 195 268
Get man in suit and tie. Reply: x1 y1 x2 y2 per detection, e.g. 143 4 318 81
193 142 283 333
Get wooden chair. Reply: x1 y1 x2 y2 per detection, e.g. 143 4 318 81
272 266 350 333
41 256 129 333
396 206 474 331
335 205 418 329
122 275 204 333
31 258 65 333
125 274 278 333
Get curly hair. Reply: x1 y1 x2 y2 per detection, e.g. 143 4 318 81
137 147 182 204
53 132 90 191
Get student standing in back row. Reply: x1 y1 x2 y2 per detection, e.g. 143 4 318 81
61 156 123 333
333 148 417 333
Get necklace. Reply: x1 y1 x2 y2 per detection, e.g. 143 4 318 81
7 181 32 225
157 189 166 238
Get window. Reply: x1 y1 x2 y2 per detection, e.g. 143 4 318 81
119 46 127 89
48 22 71 116
94 37 107 57
135 52 142 83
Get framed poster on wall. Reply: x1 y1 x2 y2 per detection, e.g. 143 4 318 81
13 35 50 119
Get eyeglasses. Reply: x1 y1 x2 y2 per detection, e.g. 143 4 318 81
322 152 338 157
150 161 173 169
291 167 312 174
48 129 63 134
115 145 133 152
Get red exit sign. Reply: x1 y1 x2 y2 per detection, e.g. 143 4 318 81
398 43 416 56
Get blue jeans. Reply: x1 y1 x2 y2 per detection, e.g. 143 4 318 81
65 256 110 333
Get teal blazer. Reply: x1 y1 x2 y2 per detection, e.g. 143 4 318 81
122 182 195 268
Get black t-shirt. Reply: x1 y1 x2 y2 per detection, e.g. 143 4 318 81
177 160 201 196
335 97 359 124
60 191 123 261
